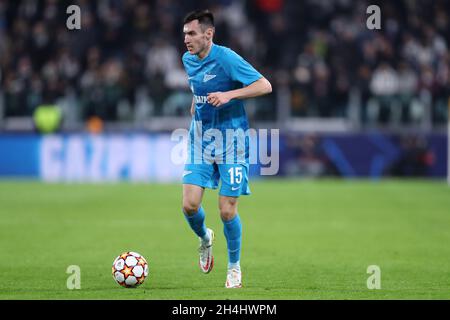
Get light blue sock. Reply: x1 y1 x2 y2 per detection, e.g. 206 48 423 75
184 206 209 241
223 214 242 266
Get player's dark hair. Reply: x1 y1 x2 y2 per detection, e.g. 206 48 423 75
183 9 215 30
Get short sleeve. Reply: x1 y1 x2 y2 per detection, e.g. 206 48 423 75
220 48 262 86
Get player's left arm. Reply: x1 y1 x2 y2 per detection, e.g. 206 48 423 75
207 77 272 107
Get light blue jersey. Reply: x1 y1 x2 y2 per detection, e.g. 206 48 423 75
181 43 263 197
182 43 262 133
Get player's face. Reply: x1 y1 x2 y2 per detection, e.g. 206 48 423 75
183 20 212 55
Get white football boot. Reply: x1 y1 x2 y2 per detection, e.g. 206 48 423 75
225 268 242 288
198 228 214 273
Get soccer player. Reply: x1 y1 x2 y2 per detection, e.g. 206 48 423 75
181 9 272 288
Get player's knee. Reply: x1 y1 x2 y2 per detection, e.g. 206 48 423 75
182 200 200 216
220 210 235 221
219 202 237 221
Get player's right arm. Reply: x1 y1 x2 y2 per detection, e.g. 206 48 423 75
190 97 195 116
207 77 271 107
207 47 270 107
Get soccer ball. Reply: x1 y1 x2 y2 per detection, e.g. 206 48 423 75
112 251 149 287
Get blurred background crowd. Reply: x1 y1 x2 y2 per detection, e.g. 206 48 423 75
0 0 449 131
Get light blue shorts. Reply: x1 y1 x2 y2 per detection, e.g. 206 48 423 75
182 162 251 197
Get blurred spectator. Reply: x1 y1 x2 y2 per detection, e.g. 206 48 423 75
368 62 399 124
33 102 62 134
397 62 419 123
283 133 338 177
389 135 435 176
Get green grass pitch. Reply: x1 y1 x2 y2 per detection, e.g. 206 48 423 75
1 179 449 299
